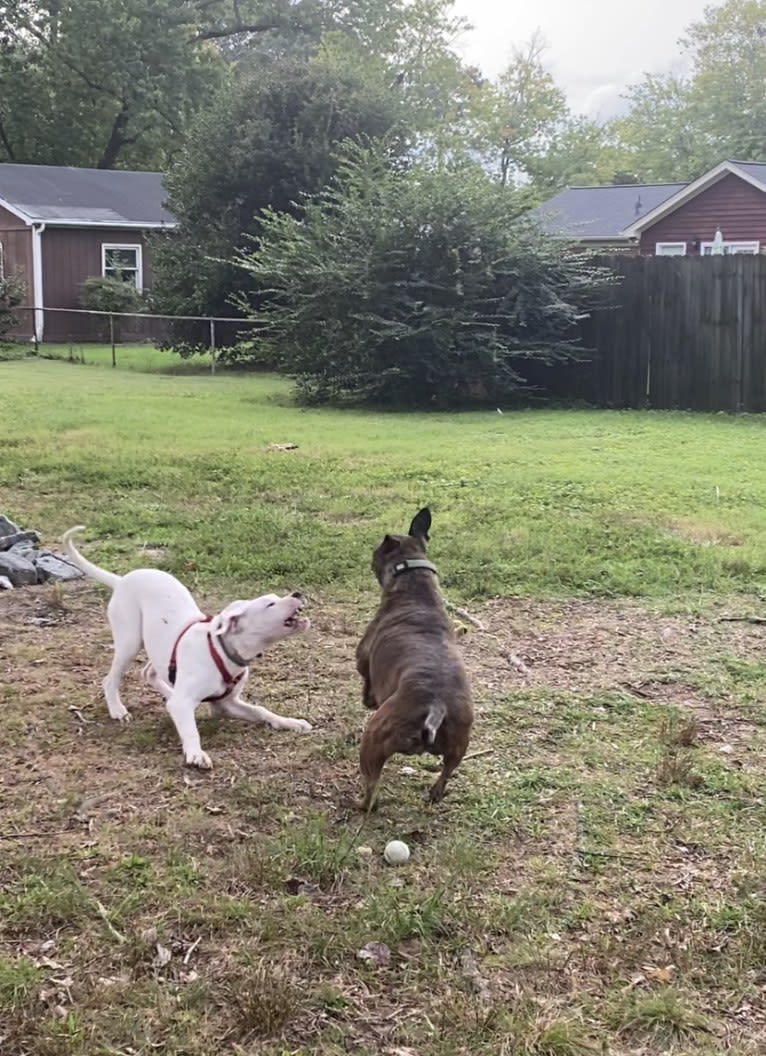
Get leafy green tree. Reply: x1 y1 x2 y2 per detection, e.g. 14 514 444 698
0 0 230 168
473 34 568 186
150 55 404 348
236 142 610 407
459 35 634 195
684 0 766 164
612 1 766 181
611 74 701 182
0 0 470 170
525 117 638 194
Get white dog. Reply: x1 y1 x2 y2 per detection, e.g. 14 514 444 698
63 527 312 769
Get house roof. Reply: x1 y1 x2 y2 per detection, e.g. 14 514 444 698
536 159 766 242
0 164 174 227
730 160 766 190
534 182 686 241
622 159 766 236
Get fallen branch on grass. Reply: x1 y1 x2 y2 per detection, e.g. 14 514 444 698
68 705 93 725
0 829 71 841
444 599 485 631
183 936 202 965
719 615 766 625
93 898 126 944
424 748 494 772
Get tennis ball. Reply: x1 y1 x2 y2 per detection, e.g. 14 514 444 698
383 840 411 865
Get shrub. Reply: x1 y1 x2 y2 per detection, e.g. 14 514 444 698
236 141 612 407
151 55 405 357
0 273 25 339
80 276 143 340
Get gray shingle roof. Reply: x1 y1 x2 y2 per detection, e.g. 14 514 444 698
534 182 685 240
535 159 766 241
0 164 174 226
729 160 766 190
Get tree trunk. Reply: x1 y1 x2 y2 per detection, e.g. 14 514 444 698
0 117 15 161
97 103 131 169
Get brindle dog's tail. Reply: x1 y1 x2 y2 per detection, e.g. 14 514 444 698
422 703 447 746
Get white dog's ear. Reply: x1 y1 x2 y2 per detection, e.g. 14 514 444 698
210 601 249 637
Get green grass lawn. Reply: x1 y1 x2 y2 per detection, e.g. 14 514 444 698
3 356 766 1055
4 354 766 602
1 340 216 373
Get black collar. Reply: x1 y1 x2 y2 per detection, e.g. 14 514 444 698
217 634 255 668
392 559 438 578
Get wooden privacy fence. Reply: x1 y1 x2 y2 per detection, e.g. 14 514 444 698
546 255 766 412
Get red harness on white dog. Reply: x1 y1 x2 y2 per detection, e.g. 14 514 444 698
167 616 245 703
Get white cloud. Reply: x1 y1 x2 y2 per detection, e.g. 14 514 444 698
452 0 707 117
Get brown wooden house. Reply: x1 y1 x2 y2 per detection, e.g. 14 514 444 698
0 164 175 342
535 159 766 257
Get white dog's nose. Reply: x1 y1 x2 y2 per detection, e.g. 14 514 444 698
291 591 304 600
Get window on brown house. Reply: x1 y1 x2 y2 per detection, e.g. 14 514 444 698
101 243 143 289
655 242 687 256
701 240 759 255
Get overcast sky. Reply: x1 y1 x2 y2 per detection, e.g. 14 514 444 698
452 0 712 118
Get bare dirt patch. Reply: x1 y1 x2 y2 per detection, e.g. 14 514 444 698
472 595 763 692
4 586 762 806
3 583 766 1054
2 584 764 855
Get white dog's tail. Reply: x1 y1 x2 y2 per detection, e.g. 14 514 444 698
423 703 447 746
62 526 121 591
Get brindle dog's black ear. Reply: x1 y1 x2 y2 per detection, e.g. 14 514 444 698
379 533 399 553
408 507 431 541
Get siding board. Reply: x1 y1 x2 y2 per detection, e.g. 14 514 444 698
640 173 766 255
0 203 33 338
41 226 155 341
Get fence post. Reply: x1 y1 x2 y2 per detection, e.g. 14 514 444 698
736 257 746 413
109 313 116 368
209 318 216 375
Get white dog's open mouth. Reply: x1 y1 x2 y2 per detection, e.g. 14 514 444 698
284 597 309 632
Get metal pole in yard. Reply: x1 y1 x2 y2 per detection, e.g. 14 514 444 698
210 318 216 375
110 314 116 368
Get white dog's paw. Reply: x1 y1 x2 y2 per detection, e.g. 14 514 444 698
109 705 131 724
284 717 313 733
184 749 213 770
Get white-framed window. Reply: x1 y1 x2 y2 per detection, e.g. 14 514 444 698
0 240 4 279
656 242 687 256
700 240 760 255
101 243 143 289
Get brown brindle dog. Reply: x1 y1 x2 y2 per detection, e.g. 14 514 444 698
356 507 473 810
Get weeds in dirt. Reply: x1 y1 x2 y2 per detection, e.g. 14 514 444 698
656 748 703 789
659 711 699 748
220 957 300 1040
613 987 711 1045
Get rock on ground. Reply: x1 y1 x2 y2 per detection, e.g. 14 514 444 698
34 552 83 583
0 513 84 586
0 548 38 587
